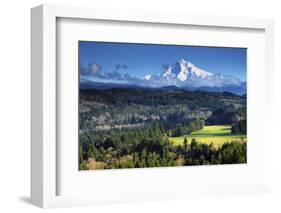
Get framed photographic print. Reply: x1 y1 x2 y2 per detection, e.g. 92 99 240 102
78 41 248 171
31 4 274 208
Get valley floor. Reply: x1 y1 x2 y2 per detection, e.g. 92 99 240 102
169 125 246 149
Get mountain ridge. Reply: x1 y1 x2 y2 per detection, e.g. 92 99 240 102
162 59 213 81
80 59 246 95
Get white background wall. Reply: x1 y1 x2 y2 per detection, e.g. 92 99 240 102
0 0 280 212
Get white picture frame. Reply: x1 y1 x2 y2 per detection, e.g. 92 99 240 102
31 4 274 208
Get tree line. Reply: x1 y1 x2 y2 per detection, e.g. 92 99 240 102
80 123 246 170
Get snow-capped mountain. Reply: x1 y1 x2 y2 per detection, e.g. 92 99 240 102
80 59 246 95
162 59 213 81
143 59 244 91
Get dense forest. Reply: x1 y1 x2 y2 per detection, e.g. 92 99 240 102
79 87 247 170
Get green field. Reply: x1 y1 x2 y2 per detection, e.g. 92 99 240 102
169 125 246 148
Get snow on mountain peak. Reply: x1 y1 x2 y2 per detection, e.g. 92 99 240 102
81 59 245 94
162 59 213 82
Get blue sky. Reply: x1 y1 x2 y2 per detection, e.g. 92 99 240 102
79 41 247 81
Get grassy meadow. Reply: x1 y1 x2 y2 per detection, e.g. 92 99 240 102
169 125 246 148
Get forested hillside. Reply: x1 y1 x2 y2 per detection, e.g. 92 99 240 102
79 87 247 170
